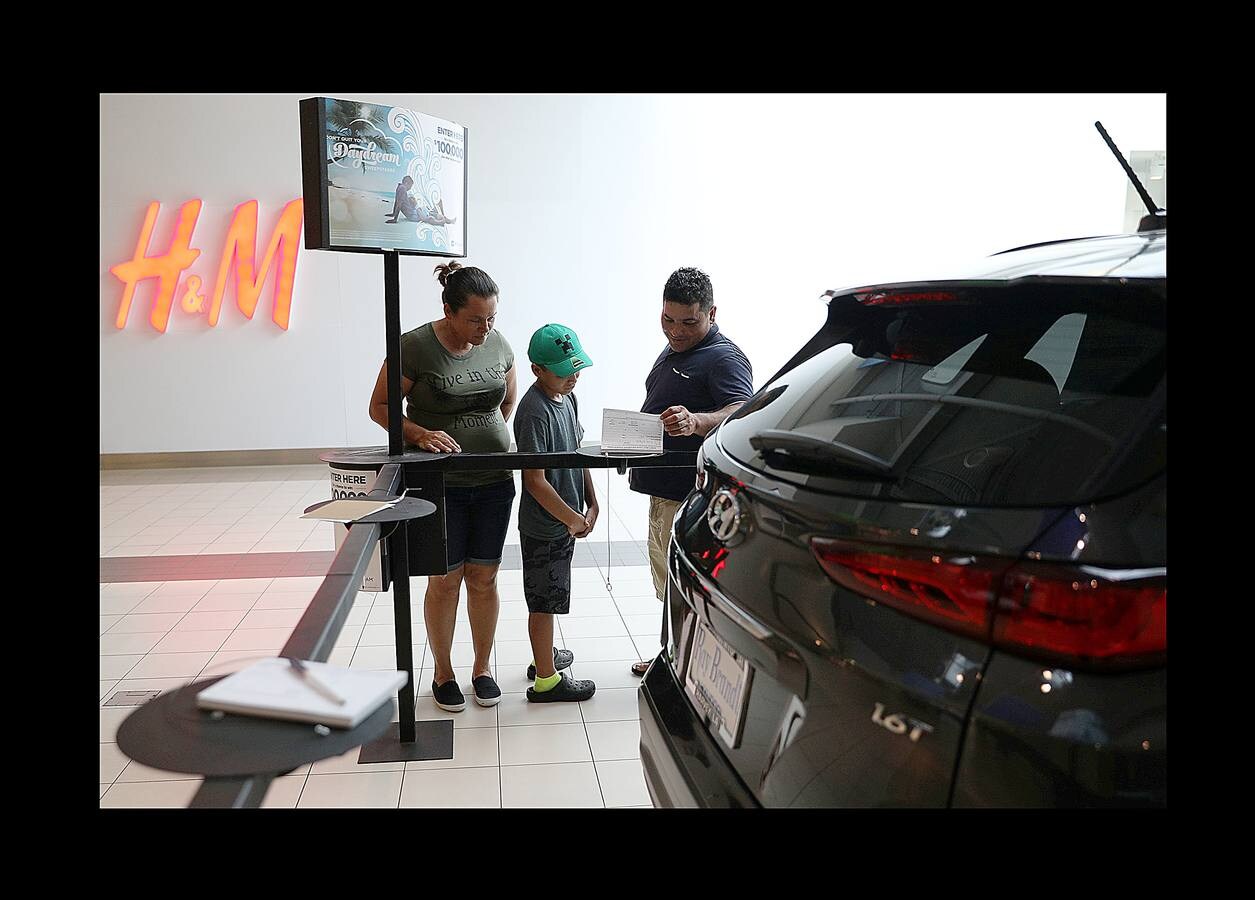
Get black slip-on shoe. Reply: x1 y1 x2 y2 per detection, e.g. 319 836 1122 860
432 679 466 712
526 647 575 680
471 674 502 707
526 673 596 703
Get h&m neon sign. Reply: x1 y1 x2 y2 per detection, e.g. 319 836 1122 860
110 198 303 333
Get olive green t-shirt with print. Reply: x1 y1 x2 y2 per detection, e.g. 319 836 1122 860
400 323 514 487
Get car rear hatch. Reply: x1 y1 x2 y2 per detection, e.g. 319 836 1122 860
666 259 1165 806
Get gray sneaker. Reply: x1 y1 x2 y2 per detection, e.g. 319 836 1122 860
526 647 574 680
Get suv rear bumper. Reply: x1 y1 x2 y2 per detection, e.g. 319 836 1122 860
638 655 759 808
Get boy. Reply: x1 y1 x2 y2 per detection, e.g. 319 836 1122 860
513 324 599 702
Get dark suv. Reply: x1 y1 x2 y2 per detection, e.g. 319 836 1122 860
638 230 1166 807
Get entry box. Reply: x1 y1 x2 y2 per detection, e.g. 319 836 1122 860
328 466 385 591
326 464 449 588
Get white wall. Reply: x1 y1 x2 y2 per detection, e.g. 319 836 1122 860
100 92 1166 454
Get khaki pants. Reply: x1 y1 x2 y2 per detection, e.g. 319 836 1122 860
647 496 683 603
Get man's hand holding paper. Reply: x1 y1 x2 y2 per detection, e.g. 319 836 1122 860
660 405 700 437
601 408 664 454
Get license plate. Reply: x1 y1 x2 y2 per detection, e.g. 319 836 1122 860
684 616 752 749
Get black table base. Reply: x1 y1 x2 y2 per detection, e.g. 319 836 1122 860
357 720 454 763
116 676 396 778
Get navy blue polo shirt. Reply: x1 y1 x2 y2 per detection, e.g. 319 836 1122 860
629 323 753 501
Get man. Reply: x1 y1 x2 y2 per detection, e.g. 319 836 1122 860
629 267 753 676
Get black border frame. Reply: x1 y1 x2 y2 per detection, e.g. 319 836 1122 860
299 96 468 258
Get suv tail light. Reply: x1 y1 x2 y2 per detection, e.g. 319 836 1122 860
810 537 1166 669
995 563 1166 663
809 540 999 639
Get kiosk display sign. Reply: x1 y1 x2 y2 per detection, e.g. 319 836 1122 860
300 97 467 256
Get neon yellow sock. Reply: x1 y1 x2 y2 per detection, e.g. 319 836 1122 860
533 671 562 692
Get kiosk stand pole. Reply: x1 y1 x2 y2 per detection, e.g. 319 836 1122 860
358 251 453 761
389 520 417 744
383 251 418 740
384 251 404 457
382 252 417 740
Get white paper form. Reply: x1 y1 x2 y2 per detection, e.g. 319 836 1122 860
301 496 400 523
601 408 664 454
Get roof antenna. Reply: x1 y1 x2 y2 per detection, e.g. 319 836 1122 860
1094 121 1165 232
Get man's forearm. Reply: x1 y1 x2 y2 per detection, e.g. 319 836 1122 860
694 401 746 437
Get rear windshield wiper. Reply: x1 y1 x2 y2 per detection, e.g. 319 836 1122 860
829 393 1117 446
749 430 896 480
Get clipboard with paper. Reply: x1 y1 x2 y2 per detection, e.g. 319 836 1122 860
599 408 664 456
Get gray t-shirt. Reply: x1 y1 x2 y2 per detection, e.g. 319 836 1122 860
513 383 586 540
400 322 514 487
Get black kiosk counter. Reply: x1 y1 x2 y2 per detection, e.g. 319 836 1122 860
320 444 695 582
315 444 696 767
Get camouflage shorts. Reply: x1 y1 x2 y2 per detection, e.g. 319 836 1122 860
520 533 576 614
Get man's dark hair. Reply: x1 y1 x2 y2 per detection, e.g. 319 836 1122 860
663 267 714 312
433 262 499 311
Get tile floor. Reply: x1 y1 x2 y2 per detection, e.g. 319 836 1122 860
100 464 663 808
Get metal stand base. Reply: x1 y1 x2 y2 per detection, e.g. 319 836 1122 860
116 676 396 777
357 720 454 763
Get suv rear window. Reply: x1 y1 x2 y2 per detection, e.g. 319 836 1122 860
719 282 1165 506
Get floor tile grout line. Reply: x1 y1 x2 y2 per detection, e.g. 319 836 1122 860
494 714 639 728
194 584 282 683
110 754 639 786
102 466 648 806
498 686 504 807
102 741 128 794
103 578 229 658
293 770 311 809
105 476 347 798
576 691 608 808
595 478 654 662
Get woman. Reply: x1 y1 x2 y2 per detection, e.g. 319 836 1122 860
368 262 517 712
384 175 416 224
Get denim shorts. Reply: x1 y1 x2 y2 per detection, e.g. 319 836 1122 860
443 477 517 571
520 533 575 614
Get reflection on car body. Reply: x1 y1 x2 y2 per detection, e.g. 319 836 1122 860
638 229 1166 808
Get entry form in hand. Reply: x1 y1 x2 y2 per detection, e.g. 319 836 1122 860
600 408 664 454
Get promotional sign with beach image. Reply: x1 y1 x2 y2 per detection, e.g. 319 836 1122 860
305 97 466 255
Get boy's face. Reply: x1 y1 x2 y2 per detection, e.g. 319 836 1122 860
532 362 579 396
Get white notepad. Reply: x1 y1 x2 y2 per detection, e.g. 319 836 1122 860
196 658 407 729
601 408 664 455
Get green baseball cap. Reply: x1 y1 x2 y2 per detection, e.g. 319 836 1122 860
528 323 593 377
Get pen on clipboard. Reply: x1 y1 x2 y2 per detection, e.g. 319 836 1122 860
287 657 346 705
